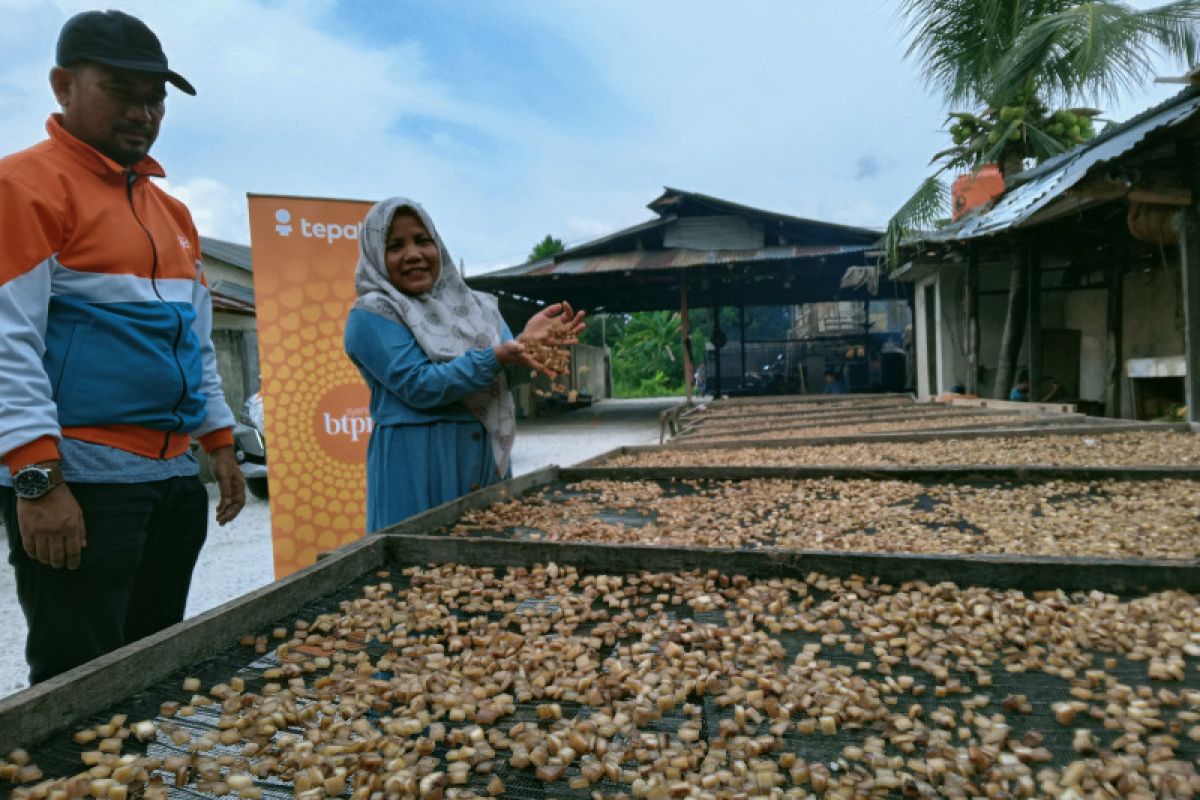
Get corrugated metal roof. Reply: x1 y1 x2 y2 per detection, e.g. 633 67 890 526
482 244 868 281
211 290 255 315
200 236 252 271
210 279 255 305
479 244 870 280
916 87 1200 243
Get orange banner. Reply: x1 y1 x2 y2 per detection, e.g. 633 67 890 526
247 194 375 578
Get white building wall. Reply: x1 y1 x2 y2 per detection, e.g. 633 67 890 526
1062 289 1108 403
936 266 968 393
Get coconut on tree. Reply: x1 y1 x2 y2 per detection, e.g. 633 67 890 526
886 0 1200 396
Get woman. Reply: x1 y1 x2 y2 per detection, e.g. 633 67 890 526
345 197 584 532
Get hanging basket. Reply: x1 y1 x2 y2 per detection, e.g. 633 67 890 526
1126 201 1180 245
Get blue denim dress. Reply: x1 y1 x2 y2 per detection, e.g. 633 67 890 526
344 308 512 532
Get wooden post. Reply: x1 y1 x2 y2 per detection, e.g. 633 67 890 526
1026 242 1043 400
739 305 747 389
711 306 723 398
1106 245 1125 418
1179 140 1200 424
681 278 694 405
862 300 871 390
964 246 980 395
992 241 1028 399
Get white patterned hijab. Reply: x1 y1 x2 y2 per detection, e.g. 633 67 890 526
352 197 514 477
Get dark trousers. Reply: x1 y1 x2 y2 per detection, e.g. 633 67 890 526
2 477 208 684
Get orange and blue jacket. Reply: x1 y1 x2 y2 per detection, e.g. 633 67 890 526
0 115 234 474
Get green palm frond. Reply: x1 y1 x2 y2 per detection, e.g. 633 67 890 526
899 0 1078 104
995 1 1200 103
885 176 950 269
1023 122 1072 159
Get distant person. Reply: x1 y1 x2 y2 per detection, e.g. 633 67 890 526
1040 377 1064 403
1009 370 1031 402
0 10 244 683
344 197 585 532
823 370 848 394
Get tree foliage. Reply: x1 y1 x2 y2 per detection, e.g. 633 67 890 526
886 0 1200 268
528 235 566 262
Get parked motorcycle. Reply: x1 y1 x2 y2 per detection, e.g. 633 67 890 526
234 392 269 500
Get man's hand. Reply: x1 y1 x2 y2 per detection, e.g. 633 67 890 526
17 484 86 570
209 446 246 526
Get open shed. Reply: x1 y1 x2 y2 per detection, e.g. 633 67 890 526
893 86 1200 423
469 188 903 398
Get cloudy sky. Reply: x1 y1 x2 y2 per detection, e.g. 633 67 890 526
0 0 1186 273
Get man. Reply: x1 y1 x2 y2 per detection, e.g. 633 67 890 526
0 10 245 684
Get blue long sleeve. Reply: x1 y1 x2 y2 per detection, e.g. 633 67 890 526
345 308 504 411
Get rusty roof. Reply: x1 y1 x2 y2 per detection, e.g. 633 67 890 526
468 188 891 311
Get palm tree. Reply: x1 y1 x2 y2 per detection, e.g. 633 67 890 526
886 0 1200 267
888 0 1200 397
617 311 684 384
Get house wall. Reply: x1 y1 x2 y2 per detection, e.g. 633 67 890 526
1121 260 1186 419
1062 289 1108 403
571 344 609 400
1123 262 1185 361
935 266 968 393
201 259 252 290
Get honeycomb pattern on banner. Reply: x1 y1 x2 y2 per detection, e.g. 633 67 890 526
248 196 375 578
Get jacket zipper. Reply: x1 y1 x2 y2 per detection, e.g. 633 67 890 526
126 171 189 457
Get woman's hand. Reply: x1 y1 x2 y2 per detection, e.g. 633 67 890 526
493 340 556 378
521 301 587 344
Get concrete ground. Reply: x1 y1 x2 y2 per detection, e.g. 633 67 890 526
0 397 676 699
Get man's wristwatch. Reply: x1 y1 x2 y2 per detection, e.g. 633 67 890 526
12 463 64 500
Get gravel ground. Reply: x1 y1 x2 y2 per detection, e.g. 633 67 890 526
0 397 675 699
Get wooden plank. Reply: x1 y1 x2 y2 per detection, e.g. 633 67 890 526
561 464 1200 483
662 418 1176 451
1128 187 1192 206
0 534 390 753
588 422 1194 462
676 408 1059 442
384 534 1200 595
683 399 918 422
948 397 1076 414
374 466 561 535
695 392 910 409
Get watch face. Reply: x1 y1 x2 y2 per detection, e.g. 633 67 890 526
14 468 51 499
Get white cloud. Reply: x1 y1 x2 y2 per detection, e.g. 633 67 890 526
159 176 248 244
1 0 1190 280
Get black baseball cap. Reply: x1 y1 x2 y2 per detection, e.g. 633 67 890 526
56 9 196 96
